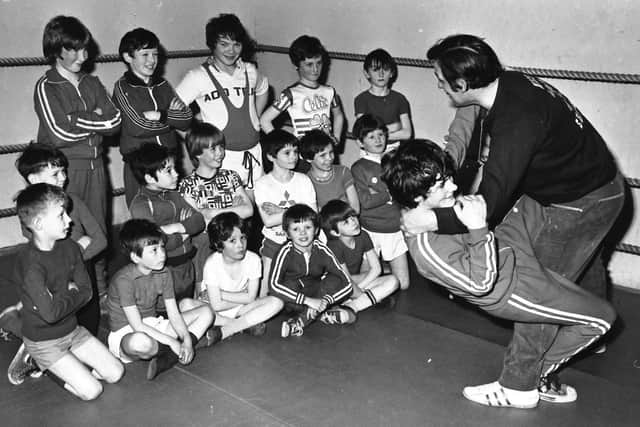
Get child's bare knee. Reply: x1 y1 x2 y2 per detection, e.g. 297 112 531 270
122 332 156 358
104 362 125 383
78 380 103 401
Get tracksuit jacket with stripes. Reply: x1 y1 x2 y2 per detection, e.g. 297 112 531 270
34 68 121 165
269 240 353 306
112 71 193 156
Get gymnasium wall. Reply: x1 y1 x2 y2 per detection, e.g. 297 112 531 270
1 0 639 289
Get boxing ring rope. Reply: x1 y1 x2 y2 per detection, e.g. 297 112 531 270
1 45 639 256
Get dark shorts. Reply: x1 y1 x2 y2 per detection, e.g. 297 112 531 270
23 326 93 371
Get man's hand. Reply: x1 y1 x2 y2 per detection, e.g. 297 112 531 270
453 195 487 230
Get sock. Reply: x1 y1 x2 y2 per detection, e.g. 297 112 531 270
47 371 81 397
345 290 378 312
146 343 179 380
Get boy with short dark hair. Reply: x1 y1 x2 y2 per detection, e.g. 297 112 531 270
113 27 193 206
381 140 616 408
254 130 317 295
129 143 206 303
321 200 399 313
300 130 359 212
106 219 215 380
269 204 354 337
355 48 413 152
12 183 123 400
260 35 345 142
351 114 410 290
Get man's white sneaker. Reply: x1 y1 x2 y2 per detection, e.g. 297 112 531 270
463 381 539 409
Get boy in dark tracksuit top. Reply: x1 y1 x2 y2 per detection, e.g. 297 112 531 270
381 141 615 409
269 204 354 338
129 144 205 306
113 28 193 206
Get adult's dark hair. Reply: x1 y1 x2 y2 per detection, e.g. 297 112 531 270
426 34 503 91
42 15 92 64
381 139 456 209
205 13 257 62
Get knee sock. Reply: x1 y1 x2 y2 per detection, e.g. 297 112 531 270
345 290 378 312
146 343 179 380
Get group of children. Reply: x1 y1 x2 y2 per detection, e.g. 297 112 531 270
3 13 410 401
1 11 614 410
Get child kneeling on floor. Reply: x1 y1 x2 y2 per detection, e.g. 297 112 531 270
198 212 283 340
106 219 215 380
269 204 355 337
13 183 123 400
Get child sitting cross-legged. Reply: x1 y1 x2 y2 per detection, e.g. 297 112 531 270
269 204 355 338
106 219 215 380
198 212 283 340
320 200 399 313
13 183 123 400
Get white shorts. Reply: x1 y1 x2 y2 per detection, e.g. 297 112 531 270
223 144 264 189
107 316 176 363
364 228 408 261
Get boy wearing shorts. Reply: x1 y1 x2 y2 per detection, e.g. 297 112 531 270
13 183 123 400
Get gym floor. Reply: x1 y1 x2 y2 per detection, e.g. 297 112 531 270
1 249 639 426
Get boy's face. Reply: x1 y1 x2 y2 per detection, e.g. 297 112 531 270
334 215 360 238
221 226 247 261
297 55 323 84
28 164 66 188
197 144 225 170
36 200 71 241
418 175 458 209
134 242 166 274
124 48 158 80
365 65 393 89
57 47 87 74
212 36 243 70
269 145 299 171
286 219 316 250
146 158 178 190
310 144 334 172
359 129 387 155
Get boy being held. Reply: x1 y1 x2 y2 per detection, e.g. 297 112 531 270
199 213 283 340
321 200 399 313
13 184 123 400
176 14 268 190
300 130 360 212
355 49 412 152
129 143 206 304
260 35 345 143
351 115 410 290
254 130 317 296
381 141 616 408
106 219 215 380
269 204 355 338
113 27 193 206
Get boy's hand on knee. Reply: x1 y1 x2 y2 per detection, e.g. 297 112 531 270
305 297 326 312
179 341 194 365
453 195 487 230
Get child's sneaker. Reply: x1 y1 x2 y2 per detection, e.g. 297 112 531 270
538 375 577 403
281 318 304 338
243 322 267 336
319 306 357 325
7 343 39 385
0 302 22 340
462 381 539 409
201 326 223 348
